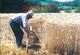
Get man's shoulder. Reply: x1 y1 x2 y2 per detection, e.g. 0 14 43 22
11 13 24 19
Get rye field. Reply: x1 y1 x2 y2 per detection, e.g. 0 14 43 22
0 13 80 55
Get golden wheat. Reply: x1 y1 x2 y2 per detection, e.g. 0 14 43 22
1 13 80 55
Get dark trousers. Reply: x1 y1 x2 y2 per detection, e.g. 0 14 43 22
9 19 24 46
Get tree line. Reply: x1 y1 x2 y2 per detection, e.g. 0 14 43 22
0 0 80 13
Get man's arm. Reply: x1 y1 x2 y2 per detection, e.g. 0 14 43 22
23 24 31 38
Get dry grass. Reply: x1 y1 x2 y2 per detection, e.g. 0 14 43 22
1 13 80 55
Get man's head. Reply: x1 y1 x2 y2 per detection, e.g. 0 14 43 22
27 10 33 20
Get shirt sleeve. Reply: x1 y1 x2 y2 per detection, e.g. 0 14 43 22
21 14 28 27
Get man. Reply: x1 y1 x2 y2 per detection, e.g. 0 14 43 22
9 10 33 47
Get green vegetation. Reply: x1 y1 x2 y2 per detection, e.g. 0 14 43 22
0 0 80 13
74 7 80 13
32 7 59 13
64 10 72 13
